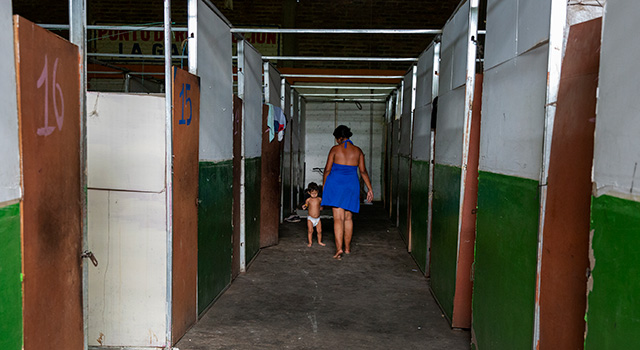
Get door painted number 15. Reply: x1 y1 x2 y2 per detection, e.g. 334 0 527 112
179 83 192 126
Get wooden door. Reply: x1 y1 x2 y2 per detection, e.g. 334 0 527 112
538 18 601 349
171 67 200 344
260 105 281 247
15 16 83 350
451 73 483 328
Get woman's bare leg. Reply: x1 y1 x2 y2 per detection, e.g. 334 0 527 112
344 210 353 253
332 208 345 259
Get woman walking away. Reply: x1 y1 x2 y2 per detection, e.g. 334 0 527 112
321 125 374 259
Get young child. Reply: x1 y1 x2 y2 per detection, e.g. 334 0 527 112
302 182 325 247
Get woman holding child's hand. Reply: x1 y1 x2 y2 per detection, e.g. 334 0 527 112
320 125 374 259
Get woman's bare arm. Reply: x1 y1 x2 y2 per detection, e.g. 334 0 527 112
323 147 335 186
358 151 374 202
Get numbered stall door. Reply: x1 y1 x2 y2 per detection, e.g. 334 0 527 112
260 104 281 248
537 18 600 349
172 67 200 344
14 16 83 350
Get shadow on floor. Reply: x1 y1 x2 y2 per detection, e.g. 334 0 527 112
176 202 471 349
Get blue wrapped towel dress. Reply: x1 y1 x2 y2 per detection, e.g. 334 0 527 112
321 163 360 213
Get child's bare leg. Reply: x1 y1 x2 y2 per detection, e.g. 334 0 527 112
332 208 345 259
344 210 353 253
316 221 325 246
307 220 314 247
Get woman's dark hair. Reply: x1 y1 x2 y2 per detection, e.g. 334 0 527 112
306 182 319 192
333 125 353 139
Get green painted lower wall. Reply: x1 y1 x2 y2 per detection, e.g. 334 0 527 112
245 157 261 264
585 194 640 350
391 154 399 221
410 160 430 273
398 156 411 243
0 202 22 350
198 160 233 314
430 164 461 320
473 171 539 349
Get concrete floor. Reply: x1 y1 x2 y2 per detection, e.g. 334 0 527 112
176 203 470 349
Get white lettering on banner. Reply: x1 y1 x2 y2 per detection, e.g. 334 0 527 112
92 27 281 58
231 28 281 56
92 29 188 57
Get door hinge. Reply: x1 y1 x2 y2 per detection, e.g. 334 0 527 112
81 250 99 267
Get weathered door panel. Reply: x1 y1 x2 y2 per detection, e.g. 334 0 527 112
538 18 600 349
172 67 200 344
260 104 280 247
15 16 83 350
451 74 482 328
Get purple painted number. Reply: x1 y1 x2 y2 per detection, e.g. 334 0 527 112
36 55 65 136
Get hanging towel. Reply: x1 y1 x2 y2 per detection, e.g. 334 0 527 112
267 103 287 142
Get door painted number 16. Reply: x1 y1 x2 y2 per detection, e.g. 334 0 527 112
179 83 192 126
36 55 65 137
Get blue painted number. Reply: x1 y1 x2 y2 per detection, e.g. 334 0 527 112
179 83 192 126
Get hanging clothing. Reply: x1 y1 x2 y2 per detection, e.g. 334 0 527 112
267 103 286 142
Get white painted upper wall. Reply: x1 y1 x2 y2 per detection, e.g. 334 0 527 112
401 70 413 117
593 0 640 199
479 45 548 179
413 44 436 162
479 0 554 180
484 0 551 70
435 86 465 167
440 1 469 91
413 104 433 162
290 90 299 192
305 102 335 186
239 41 263 158
267 64 281 106
291 89 300 154
399 70 414 156
284 82 292 153
298 99 306 191
416 45 436 108
0 1 21 204
87 92 166 192
304 101 385 200
198 0 233 162
484 0 517 70
517 0 551 55
451 3 470 90
435 1 471 168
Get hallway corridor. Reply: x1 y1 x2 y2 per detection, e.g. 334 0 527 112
176 203 470 349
